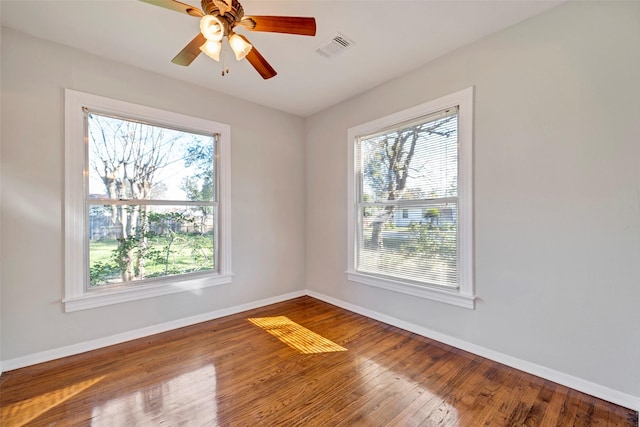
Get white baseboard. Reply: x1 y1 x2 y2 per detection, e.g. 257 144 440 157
306 290 640 413
2 289 638 413
1 290 305 372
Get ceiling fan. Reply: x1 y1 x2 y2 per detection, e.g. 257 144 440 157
140 0 317 79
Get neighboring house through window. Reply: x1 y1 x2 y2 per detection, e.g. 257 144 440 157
347 87 474 308
64 90 232 312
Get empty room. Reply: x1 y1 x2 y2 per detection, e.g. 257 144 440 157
1 0 639 425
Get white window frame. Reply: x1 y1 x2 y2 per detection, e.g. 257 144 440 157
346 87 475 309
64 89 233 312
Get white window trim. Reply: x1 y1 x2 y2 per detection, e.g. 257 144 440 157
346 87 475 309
64 89 233 312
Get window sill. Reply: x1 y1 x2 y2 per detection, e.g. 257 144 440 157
63 273 233 312
346 270 475 309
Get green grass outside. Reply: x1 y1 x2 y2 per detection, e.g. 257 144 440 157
89 234 214 286
90 240 117 265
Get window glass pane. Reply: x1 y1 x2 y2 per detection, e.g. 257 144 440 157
359 111 457 203
88 204 216 287
357 203 457 288
87 112 215 202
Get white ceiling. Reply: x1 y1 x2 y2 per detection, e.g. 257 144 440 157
1 0 563 117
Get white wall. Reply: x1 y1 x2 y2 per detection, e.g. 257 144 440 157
305 0 640 403
0 28 306 361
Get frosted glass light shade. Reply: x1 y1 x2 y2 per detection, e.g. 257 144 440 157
200 15 224 41
200 40 222 61
228 33 252 60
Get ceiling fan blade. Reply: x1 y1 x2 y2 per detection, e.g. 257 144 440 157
172 33 206 66
238 35 277 79
239 16 316 36
139 0 204 17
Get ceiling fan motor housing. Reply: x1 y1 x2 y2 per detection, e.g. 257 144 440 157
202 0 244 31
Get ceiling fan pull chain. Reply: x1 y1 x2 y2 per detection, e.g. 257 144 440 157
221 42 228 76
220 44 227 77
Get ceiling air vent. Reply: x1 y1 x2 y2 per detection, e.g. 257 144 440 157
316 33 355 58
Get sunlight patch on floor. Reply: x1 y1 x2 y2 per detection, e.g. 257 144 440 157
1 375 106 427
247 316 347 354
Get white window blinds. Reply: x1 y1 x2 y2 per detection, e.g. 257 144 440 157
355 107 459 289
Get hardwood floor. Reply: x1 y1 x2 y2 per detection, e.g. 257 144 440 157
1 296 637 426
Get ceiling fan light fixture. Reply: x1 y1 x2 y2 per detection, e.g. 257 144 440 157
200 40 222 61
228 33 252 60
142 0 316 79
200 15 224 41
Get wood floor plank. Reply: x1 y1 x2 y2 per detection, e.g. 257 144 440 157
1 296 637 426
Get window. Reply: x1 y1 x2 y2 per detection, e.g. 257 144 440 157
347 87 474 309
64 90 232 312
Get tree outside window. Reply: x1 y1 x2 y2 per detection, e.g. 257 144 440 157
356 109 459 288
87 112 218 287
